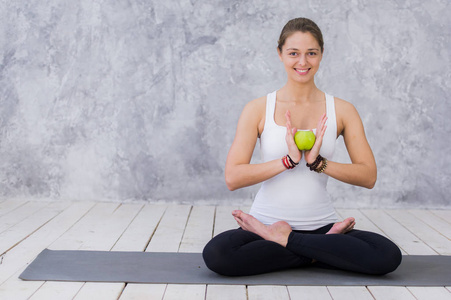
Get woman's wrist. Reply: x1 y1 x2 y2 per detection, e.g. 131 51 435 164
306 155 328 173
281 156 292 169
288 151 301 164
287 154 299 167
314 157 328 173
306 155 323 170
281 154 299 169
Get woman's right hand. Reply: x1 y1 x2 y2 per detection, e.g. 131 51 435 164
304 113 327 164
285 110 302 163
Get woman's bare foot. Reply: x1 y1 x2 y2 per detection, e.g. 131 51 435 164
232 210 292 247
326 217 356 234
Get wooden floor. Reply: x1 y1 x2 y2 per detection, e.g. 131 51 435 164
0 200 450 300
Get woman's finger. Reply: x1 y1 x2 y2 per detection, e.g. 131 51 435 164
317 113 327 131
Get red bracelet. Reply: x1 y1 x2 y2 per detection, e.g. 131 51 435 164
285 156 293 169
282 156 289 169
282 156 294 169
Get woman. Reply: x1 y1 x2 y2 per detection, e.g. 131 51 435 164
202 18 402 276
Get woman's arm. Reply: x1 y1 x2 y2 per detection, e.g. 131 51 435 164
324 99 377 189
224 98 301 191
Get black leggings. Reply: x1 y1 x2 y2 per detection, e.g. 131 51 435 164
202 224 402 276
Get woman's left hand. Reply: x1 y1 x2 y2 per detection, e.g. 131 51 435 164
304 113 327 164
285 110 302 163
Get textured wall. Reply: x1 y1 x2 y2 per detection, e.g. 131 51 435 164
0 0 449 207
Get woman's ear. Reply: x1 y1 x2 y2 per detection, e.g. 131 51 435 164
277 47 282 61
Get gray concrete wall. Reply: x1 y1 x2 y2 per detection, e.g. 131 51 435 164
0 0 449 207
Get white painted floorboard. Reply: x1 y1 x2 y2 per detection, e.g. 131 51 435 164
205 285 247 300
361 209 437 255
287 286 333 299
0 201 449 300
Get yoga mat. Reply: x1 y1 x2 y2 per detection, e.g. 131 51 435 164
19 249 451 286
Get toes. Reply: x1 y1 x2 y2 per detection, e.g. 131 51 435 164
347 220 356 232
345 217 355 230
346 217 355 224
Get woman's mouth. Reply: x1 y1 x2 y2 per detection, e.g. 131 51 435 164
295 68 311 75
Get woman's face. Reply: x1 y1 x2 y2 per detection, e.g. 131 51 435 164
278 31 323 83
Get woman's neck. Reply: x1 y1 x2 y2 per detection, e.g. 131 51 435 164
278 81 321 103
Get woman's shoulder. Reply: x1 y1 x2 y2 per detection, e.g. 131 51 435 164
239 95 267 135
241 95 266 118
334 96 356 111
333 96 360 118
333 97 361 135
245 95 266 110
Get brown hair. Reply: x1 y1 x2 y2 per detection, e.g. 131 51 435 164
277 18 324 53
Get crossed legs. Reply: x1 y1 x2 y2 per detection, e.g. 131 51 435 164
203 210 401 276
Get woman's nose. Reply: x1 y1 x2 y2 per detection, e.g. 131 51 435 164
298 54 307 65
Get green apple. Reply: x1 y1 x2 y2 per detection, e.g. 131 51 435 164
294 131 316 151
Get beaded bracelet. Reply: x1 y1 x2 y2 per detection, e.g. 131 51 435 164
306 155 323 171
315 157 328 173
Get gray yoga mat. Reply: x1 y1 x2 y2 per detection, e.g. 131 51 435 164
20 249 451 286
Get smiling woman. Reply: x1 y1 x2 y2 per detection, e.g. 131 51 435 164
202 17 402 277
278 31 323 85
277 19 324 84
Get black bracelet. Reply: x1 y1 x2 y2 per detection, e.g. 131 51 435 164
287 154 299 166
306 155 322 171
315 157 328 173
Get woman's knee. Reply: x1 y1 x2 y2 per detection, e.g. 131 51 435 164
380 244 402 274
367 241 403 275
202 240 239 276
350 230 403 275
202 240 220 272
202 231 238 276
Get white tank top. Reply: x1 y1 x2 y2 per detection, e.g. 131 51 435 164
249 90 339 230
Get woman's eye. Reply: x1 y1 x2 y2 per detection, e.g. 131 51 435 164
308 52 317 56
289 52 298 56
